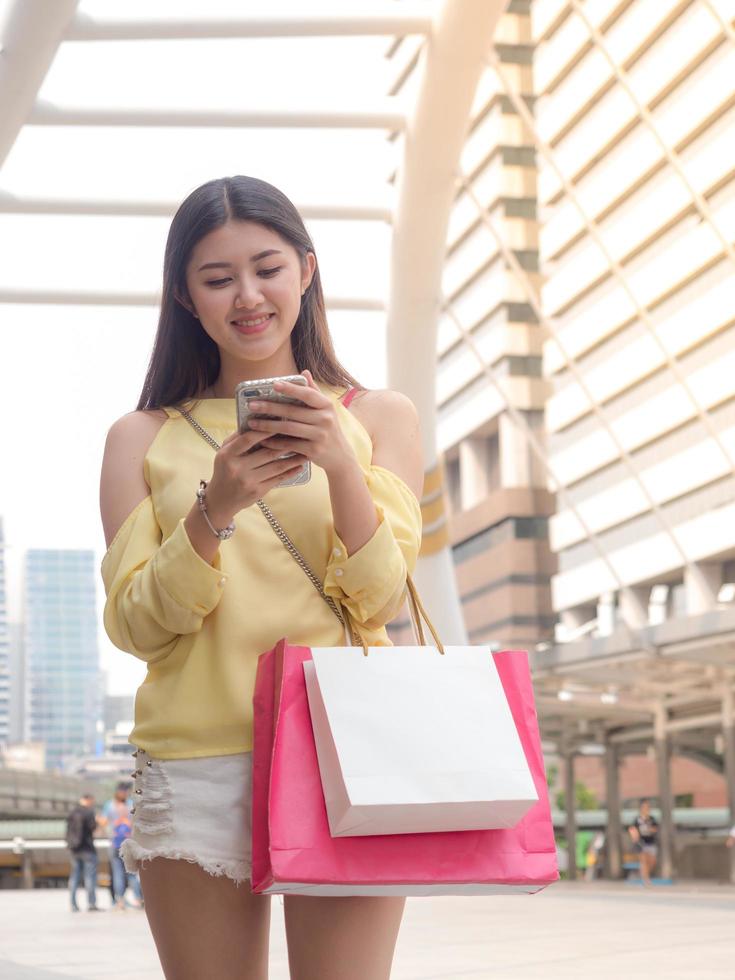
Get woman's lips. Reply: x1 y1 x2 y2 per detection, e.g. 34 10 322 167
231 313 274 335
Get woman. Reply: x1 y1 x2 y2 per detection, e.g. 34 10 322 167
628 798 659 886
99 175 423 979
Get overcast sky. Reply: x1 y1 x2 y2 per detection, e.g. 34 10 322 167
0 0 416 695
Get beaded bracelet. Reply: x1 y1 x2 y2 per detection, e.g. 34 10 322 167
196 480 236 540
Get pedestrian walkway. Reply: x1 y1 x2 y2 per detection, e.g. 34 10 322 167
0 881 734 978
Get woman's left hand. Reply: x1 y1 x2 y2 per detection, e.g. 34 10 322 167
246 369 357 478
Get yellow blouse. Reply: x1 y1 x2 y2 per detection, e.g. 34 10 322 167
100 382 422 759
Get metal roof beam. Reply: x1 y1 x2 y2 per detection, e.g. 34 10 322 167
608 709 727 743
66 9 435 41
532 648 651 678
0 191 393 223
666 712 723 733
535 695 651 721
0 289 384 312
0 0 79 169
28 102 406 130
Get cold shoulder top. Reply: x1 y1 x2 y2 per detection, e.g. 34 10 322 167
100 382 422 758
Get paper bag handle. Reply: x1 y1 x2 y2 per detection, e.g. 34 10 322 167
177 410 446 656
339 574 444 656
257 496 447 655
405 575 445 655
253 483 444 656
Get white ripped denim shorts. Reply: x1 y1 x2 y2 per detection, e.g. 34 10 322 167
120 748 253 886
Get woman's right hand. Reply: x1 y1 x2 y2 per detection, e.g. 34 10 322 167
203 428 308 523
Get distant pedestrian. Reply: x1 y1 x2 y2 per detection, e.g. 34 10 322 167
628 797 659 886
66 792 102 912
725 825 735 849
585 831 605 882
101 782 143 910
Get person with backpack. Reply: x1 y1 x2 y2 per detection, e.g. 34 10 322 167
101 782 143 910
66 792 102 912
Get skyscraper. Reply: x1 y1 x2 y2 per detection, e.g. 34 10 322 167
0 519 9 747
24 549 100 770
8 622 24 744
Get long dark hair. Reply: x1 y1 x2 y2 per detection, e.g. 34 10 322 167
136 176 362 411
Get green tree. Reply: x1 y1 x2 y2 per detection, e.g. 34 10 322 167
555 781 599 812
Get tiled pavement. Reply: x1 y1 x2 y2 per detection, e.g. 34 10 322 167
1 881 734 979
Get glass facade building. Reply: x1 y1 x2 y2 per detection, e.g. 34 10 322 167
388 0 735 656
534 0 735 636
23 549 100 770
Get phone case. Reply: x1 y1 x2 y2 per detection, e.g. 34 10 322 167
235 375 311 488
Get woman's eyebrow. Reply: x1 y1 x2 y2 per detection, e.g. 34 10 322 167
197 249 283 272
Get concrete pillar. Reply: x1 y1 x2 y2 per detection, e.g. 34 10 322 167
604 742 622 879
596 592 616 637
385 0 509 666
648 584 670 626
14 841 33 889
499 411 544 488
654 704 675 880
619 585 650 629
685 562 722 614
564 752 577 881
459 435 495 509
722 685 735 885
445 456 462 513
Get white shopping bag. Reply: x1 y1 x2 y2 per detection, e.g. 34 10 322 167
303 645 538 837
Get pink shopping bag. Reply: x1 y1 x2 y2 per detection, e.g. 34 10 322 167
250 638 558 896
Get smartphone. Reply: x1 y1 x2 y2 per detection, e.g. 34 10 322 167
235 374 311 487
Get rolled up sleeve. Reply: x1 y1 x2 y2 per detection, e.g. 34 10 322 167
101 497 229 664
323 464 421 632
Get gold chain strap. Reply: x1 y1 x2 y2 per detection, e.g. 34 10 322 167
179 408 365 649
257 496 359 639
178 406 445 656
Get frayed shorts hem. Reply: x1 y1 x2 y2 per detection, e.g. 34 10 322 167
120 839 252 886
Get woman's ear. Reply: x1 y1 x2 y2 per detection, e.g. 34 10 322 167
301 251 317 294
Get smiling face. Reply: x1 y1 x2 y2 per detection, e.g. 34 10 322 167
180 219 316 390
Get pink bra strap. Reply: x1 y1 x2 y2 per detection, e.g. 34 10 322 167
341 386 361 408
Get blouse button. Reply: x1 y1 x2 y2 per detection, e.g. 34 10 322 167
218 577 226 587
334 568 344 577
332 548 342 557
